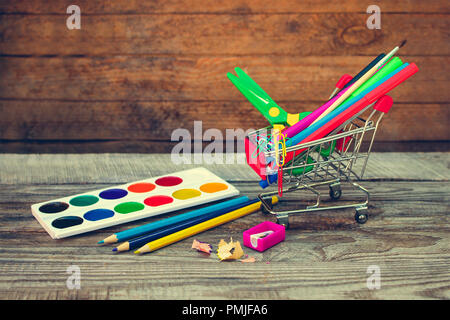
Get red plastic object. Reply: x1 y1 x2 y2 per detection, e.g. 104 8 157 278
245 136 267 179
336 74 353 89
373 95 393 114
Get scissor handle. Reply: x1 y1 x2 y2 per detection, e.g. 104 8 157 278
227 70 288 125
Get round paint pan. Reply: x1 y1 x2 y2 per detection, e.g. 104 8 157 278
69 195 99 207
127 182 156 193
39 202 69 214
143 195 174 207
172 189 201 200
83 209 115 221
199 182 229 193
155 176 183 187
114 202 145 214
99 188 128 200
51 216 84 229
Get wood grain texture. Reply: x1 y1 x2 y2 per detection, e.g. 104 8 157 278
0 56 445 102
0 100 448 142
0 153 449 185
1 13 448 56
2 140 450 154
0 0 449 14
0 0 448 152
0 153 448 299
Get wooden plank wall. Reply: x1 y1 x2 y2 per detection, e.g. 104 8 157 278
0 0 449 153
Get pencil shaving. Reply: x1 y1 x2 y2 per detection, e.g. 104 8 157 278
240 256 256 263
192 239 212 254
217 238 244 261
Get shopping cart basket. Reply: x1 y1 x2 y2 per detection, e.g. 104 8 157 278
247 95 394 228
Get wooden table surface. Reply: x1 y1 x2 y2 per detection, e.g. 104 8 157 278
0 153 449 300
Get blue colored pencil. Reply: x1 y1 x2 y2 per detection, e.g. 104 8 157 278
113 198 260 252
98 196 249 244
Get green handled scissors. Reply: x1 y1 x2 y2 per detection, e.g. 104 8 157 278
227 67 310 127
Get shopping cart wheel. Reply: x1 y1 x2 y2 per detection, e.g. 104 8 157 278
329 183 342 200
355 207 369 224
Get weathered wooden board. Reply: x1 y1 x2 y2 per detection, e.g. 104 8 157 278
0 178 448 299
0 153 448 185
0 13 448 56
0 100 448 142
0 0 448 151
0 56 444 102
0 0 448 14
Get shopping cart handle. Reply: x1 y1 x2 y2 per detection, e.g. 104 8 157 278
373 95 393 114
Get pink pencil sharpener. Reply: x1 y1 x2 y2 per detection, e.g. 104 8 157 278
243 221 285 252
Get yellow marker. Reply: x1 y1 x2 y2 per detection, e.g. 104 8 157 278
134 196 279 254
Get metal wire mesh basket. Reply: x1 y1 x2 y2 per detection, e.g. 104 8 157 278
248 96 393 228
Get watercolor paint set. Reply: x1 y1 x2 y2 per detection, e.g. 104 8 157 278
31 167 239 239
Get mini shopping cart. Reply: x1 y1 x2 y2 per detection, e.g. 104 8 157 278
248 95 393 228
229 63 418 228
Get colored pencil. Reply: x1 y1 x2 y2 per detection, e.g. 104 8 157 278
312 41 406 124
134 196 279 254
113 198 260 252
281 57 403 150
328 54 385 99
98 196 250 244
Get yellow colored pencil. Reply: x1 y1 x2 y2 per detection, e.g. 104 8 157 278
134 196 279 254
312 41 406 124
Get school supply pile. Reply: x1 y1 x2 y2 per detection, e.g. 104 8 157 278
228 42 419 227
32 165 280 256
